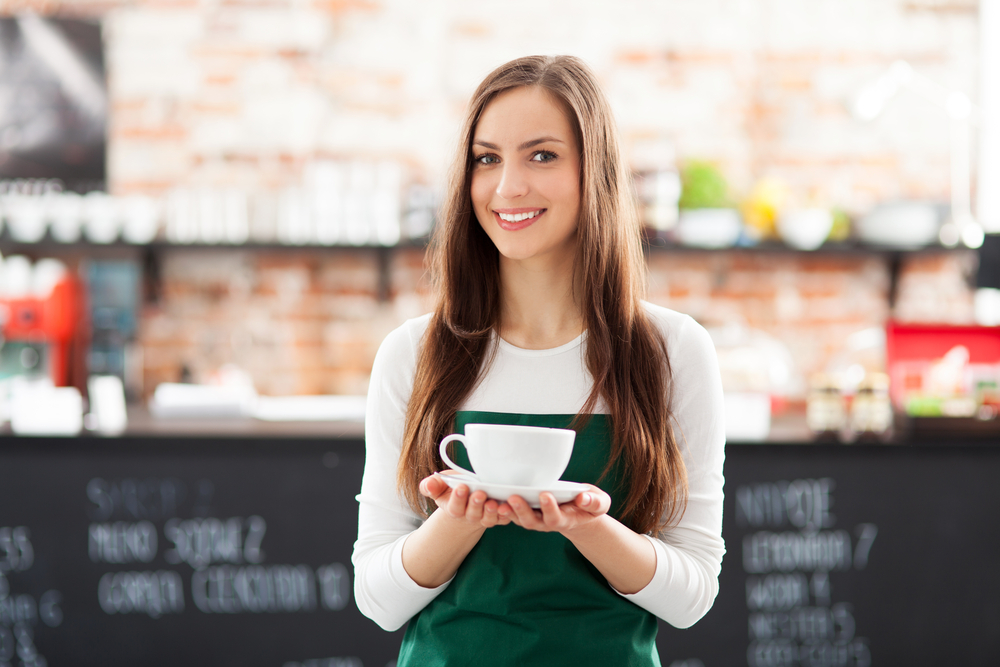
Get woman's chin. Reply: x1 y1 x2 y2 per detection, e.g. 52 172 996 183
497 243 577 266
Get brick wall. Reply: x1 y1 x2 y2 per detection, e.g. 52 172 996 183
140 246 433 397
136 246 974 399
648 248 976 396
1 0 982 397
10 0 978 203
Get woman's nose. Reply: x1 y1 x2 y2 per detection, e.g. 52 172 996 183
495 162 529 200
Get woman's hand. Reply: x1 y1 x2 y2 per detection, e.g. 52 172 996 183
419 472 512 529
497 485 611 535
402 473 513 588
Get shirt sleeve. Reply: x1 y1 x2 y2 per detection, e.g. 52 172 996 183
615 312 727 628
351 317 452 632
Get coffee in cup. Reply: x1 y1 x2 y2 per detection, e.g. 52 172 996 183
438 423 575 488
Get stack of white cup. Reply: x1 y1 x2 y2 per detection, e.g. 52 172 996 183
0 191 161 244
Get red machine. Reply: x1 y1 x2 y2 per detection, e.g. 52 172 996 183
886 321 1000 413
0 276 83 387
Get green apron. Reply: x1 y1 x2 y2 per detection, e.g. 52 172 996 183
397 411 660 667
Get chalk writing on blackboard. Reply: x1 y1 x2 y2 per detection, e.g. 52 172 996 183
98 570 185 618
736 479 876 667
163 516 265 569
87 479 352 622
1 527 63 667
0 528 33 573
89 521 158 564
87 478 185 522
317 563 350 611
193 564 316 613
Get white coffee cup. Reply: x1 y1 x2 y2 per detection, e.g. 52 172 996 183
439 423 575 488
4 194 48 242
121 195 161 244
49 192 84 243
82 192 121 244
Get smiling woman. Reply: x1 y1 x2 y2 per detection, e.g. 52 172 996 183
470 86 582 269
352 55 726 667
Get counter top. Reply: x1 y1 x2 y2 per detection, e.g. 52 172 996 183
2 406 997 444
4 407 803 443
0 406 365 440
122 407 366 438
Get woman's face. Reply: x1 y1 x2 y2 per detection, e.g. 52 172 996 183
470 86 582 265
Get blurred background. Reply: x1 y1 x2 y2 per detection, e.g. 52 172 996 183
1 0 999 438
3 3 1000 666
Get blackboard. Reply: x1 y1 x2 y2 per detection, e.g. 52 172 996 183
657 444 1000 667
0 436 402 667
1 437 999 666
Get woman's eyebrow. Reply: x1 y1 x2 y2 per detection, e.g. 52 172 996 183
473 136 566 151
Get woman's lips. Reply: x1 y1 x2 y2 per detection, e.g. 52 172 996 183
493 209 546 231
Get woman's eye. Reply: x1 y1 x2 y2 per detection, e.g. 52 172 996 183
475 154 499 165
531 151 557 163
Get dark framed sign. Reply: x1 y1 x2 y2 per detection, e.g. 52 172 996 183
0 16 105 192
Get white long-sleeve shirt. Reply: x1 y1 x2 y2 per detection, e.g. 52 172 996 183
352 302 726 632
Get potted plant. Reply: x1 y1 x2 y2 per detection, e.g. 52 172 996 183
674 160 742 248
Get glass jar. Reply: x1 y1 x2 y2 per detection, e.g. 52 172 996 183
807 373 845 439
850 372 893 441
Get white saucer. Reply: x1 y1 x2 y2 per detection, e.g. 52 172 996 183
436 472 589 508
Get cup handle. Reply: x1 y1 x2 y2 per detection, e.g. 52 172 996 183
439 434 475 476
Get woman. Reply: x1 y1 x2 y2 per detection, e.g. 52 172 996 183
353 55 725 666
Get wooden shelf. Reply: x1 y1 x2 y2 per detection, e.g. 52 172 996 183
2 229 968 306
0 232 429 254
0 231 431 302
641 235 957 255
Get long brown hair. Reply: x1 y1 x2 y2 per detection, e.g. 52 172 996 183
398 55 687 535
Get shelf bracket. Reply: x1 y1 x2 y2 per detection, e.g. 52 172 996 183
376 247 392 303
887 251 902 311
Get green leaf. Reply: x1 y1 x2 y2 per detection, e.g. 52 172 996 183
678 161 731 210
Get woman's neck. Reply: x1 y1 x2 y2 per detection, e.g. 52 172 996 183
498 251 584 350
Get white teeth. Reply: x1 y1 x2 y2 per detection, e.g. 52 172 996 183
498 210 541 222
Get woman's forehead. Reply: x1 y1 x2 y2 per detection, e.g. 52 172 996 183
473 86 577 148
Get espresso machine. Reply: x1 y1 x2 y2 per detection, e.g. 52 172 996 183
0 264 83 388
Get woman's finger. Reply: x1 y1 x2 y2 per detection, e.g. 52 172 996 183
574 486 611 516
538 493 566 529
445 483 470 517
497 502 515 525
481 499 500 527
420 474 448 500
507 495 544 530
465 490 487 522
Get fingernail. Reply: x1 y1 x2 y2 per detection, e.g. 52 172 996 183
581 493 591 504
